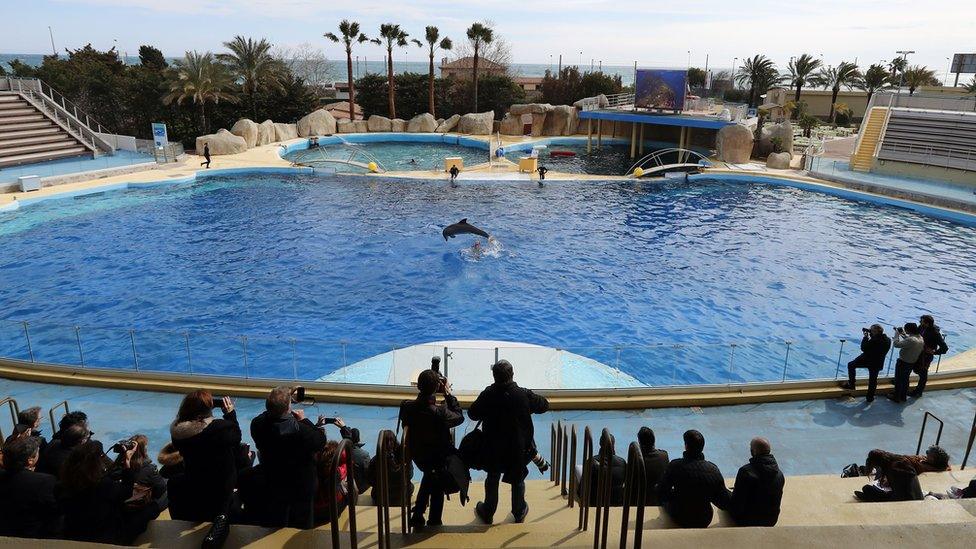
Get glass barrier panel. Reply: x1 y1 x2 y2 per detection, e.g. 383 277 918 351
328 341 397 385
24 321 83 366
75 325 136 371
784 338 847 381
0 319 30 361
130 328 192 374
183 331 246 378
388 343 442 387
936 331 976 373
241 335 295 381
294 339 347 383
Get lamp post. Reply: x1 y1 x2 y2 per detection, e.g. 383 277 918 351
731 57 738 89
687 50 691 70
945 57 951 87
895 50 914 94
48 26 56 56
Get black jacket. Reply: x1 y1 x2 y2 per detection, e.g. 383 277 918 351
467 381 550 482
399 394 464 471
920 325 949 360
37 437 88 478
169 411 242 521
58 466 141 544
855 333 891 370
658 451 730 528
729 453 785 526
0 468 62 538
367 453 414 506
250 411 327 528
638 447 670 505
582 454 627 505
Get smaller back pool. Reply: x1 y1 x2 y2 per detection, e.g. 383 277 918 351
285 141 489 172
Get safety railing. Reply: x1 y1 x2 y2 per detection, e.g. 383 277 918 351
374 428 395 549
578 426 594 530
592 428 615 549
915 411 945 455
0 397 20 441
619 441 647 549
4 76 116 154
400 426 412 534
327 437 359 549
877 142 976 173
962 410 976 470
48 400 70 433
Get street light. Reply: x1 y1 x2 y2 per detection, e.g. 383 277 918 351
895 50 915 93
731 57 738 89
687 50 691 70
945 57 951 87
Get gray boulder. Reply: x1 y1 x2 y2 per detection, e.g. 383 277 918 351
407 113 438 133
716 124 754 163
500 113 523 135
530 113 548 136
257 120 275 145
766 151 792 169
572 94 609 109
297 109 337 137
367 115 393 132
195 128 247 156
230 118 258 148
509 103 553 116
759 121 794 156
458 111 494 135
542 105 579 136
435 114 460 133
391 118 407 132
273 123 299 142
337 119 368 133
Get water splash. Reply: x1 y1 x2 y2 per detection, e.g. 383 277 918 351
460 236 504 261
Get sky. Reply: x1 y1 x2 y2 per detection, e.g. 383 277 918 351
1 0 975 76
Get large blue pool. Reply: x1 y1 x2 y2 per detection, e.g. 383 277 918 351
1 174 975 386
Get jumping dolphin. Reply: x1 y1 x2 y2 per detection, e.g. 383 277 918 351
442 218 490 241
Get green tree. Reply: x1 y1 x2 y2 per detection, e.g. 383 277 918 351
861 63 890 104
445 73 523 119
371 24 413 119
888 56 907 79
798 113 820 137
218 36 283 120
815 61 861 122
966 77 976 93
325 20 370 121
902 65 939 95
786 54 822 117
687 67 707 89
163 51 238 134
734 55 779 108
466 22 494 112
539 66 622 105
138 45 168 70
422 26 452 117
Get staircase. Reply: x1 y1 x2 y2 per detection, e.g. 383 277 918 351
849 106 889 172
0 92 92 169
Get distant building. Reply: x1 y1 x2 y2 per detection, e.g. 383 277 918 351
514 77 543 92
324 101 363 121
440 57 507 79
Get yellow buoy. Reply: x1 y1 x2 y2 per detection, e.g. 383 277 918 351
633 167 644 178
367 161 378 173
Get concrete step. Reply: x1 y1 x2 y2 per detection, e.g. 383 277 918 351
0 102 32 111
0 147 89 169
0 133 75 148
0 140 83 157
0 120 57 132
0 126 61 140
0 114 46 125
0 107 36 117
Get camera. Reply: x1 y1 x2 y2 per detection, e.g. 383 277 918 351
291 386 306 404
862 327 870 335
320 417 338 425
211 396 228 409
894 326 905 334
110 439 137 453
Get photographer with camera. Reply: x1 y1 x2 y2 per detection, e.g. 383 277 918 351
38 411 96 478
168 390 246 523
250 385 327 529
888 323 925 403
840 324 891 402
913 315 949 398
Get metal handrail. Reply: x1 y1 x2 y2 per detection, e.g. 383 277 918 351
620 441 647 549
568 425 578 508
626 147 708 175
327 438 359 549
592 428 613 549
962 410 975 470
578 426 594 530
374 429 395 549
551 423 558 483
400 426 412 534
915 411 945 455
6 77 116 154
48 400 70 434
561 423 570 496
0 397 21 441
4 77 115 135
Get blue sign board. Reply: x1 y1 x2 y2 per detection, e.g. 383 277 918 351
151 123 168 148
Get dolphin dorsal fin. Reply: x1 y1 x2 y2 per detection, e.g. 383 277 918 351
459 218 467 224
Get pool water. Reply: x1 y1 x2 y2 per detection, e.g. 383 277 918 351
504 144 639 176
1 174 975 385
285 142 488 172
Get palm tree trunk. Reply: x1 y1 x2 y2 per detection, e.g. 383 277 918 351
199 102 208 135
866 89 874 105
387 48 396 119
428 50 436 117
830 86 839 122
793 84 802 119
473 44 480 112
346 47 355 121
749 85 756 108
794 84 802 104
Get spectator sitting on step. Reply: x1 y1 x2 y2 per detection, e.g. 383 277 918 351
636 427 669 506
658 430 730 528
926 478 976 500
862 446 950 480
330 418 371 495
113 435 167 503
38 411 95 478
367 430 414 506
727 437 785 527
855 458 923 502
4 406 49 452
0 436 62 539
575 432 627 506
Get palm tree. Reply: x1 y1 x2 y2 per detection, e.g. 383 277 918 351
325 20 369 121
861 63 891 104
370 24 413 119
466 22 494 112
816 61 861 122
421 26 452 117
786 54 822 116
218 36 282 120
966 77 976 94
163 51 238 135
734 55 779 108
902 65 939 95
888 56 908 79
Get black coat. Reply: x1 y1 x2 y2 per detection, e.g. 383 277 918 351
638 448 670 505
854 334 891 370
658 451 731 528
467 381 550 482
58 466 145 545
398 394 464 470
37 437 87 478
0 468 62 538
250 411 327 529
581 454 627 505
920 325 949 362
169 411 242 521
729 453 785 526
367 453 414 506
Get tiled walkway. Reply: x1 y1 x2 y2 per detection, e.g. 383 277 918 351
0 150 154 185
810 158 976 207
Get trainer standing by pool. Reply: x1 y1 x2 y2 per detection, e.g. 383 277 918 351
200 143 211 169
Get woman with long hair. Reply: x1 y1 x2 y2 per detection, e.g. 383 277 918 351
367 431 414 506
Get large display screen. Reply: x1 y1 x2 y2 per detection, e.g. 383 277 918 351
950 53 976 74
635 69 687 111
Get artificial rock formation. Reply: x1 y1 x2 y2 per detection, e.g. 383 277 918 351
407 113 438 133
457 111 494 135
766 151 792 169
391 118 407 132
230 118 258 148
297 109 337 137
715 124 754 163
195 128 247 155
509 103 553 116
759 121 794 157
573 94 609 109
435 114 460 133
367 115 393 132
273 123 299 142
499 113 523 136
337 119 368 133
542 105 579 136
257 120 275 145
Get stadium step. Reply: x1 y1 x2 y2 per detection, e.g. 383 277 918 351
849 106 889 172
0 147 90 169
0 133 75 149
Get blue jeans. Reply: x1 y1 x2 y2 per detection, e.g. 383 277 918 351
482 471 526 520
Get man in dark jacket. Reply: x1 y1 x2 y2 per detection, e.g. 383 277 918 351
399 369 464 529
637 427 669 505
251 386 328 529
468 360 550 524
38 422 91 478
728 437 785 526
658 430 730 528
578 433 626 506
913 315 949 398
0 437 62 538
840 324 891 402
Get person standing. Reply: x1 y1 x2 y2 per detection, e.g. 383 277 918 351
536 165 548 185
840 324 891 402
448 164 459 185
727 437 785 527
399 369 464 530
200 143 211 169
913 315 948 398
658 430 730 528
468 360 550 524
888 323 925 403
